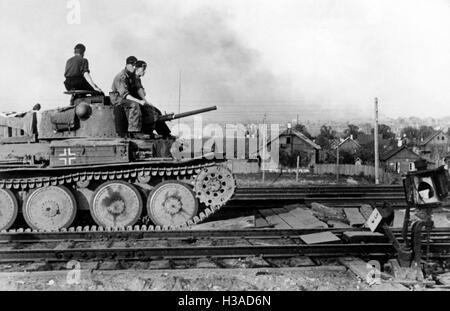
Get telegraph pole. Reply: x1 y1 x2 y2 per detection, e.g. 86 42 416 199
178 71 182 132
374 98 380 185
262 113 267 182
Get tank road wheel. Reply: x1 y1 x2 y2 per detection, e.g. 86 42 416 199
23 186 77 231
0 189 19 231
147 181 198 227
194 166 236 208
90 181 143 229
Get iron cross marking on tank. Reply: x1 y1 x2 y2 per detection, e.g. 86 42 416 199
59 148 77 165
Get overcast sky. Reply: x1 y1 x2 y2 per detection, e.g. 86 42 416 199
0 0 449 123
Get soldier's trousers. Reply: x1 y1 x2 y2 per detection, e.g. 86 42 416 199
118 99 142 133
141 104 171 137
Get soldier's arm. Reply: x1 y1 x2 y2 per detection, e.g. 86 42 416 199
137 88 152 106
83 72 103 92
82 59 102 92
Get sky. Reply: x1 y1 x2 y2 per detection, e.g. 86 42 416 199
0 0 449 123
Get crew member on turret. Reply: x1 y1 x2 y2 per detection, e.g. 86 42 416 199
131 60 172 138
111 56 143 134
64 44 103 93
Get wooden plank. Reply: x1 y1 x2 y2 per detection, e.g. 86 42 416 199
300 232 341 245
257 209 291 229
285 207 329 229
190 216 255 230
344 208 366 227
359 204 374 220
254 211 272 228
272 207 308 229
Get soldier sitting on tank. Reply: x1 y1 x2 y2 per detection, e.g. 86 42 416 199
111 56 143 135
131 60 172 138
64 44 103 95
111 57 173 139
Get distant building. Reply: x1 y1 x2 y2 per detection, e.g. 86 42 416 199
331 135 361 154
266 128 321 168
380 145 422 174
418 130 449 167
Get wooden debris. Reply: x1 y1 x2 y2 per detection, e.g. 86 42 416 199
344 208 366 227
310 202 346 222
432 213 450 228
289 256 315 267
190 216 255 230
339 257 408 290
436 272 450 286
327 221 352 229
300 231 341 245
274 205 328 229
342 231 386 243
148 259 171 270
281 206 329 229
359 204 374 220
195 258 219 269
258 209 291 229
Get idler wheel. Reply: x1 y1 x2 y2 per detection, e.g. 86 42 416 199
147 181 198 227
0 189 19 231
90 181 142 229
23 186 77 231
193 166 236 208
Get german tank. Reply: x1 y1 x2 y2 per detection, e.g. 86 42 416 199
0 91 236 231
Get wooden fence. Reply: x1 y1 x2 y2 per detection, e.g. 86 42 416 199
313 164 397 184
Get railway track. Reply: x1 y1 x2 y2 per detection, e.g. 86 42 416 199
1 227 449 263
233 185 405 202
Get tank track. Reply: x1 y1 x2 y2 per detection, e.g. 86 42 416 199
0 160 235 232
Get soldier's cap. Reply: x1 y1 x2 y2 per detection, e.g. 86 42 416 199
74 43 86 54
136 60 147 69
126 56 138 65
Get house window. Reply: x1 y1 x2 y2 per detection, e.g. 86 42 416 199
286 137 291 144
409 162 415 171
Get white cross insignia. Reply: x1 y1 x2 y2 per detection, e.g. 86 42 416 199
58 148 76 165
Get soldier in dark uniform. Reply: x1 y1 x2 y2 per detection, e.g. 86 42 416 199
64 44 103 93
111 56 142 134
132 60 172 138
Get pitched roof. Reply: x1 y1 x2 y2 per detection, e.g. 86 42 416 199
268 129 321 150
331 136 361 150
420 130 444 146
380 145 421 161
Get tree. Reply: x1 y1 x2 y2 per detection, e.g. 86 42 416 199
315 125 336 149
401 126 419 142
344 124 361 139
293 124 313 139
418 125 435 141
371 124 396 141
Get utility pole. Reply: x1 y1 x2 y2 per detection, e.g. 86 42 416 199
336 145 340 182
178 71 182 133
374 98 380 185
262 113 267 183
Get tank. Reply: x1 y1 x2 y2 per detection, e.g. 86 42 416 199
0 92 236 231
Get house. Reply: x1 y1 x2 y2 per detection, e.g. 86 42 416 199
266 128 321 168
380 145 422 174
331 135 361 154
418 130 449 167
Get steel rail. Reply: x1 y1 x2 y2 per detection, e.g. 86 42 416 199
1 243 449 262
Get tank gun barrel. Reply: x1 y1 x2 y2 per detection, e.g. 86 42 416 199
158 106 217 122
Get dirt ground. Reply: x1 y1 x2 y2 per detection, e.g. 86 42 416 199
0 266 412 291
